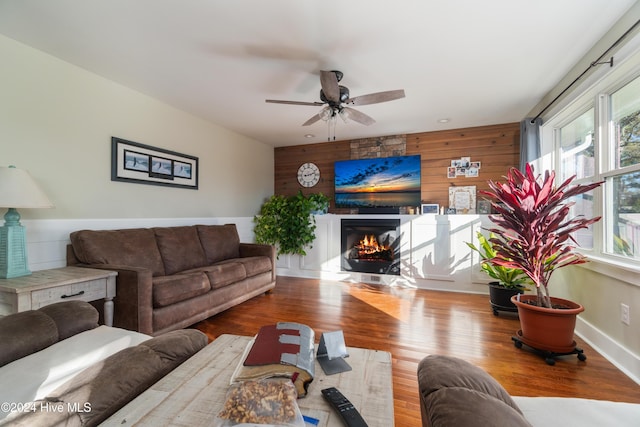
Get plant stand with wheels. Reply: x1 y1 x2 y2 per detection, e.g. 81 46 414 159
491 300 519 316
511 331 587 366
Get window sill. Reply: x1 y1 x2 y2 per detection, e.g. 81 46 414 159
579 253 640 287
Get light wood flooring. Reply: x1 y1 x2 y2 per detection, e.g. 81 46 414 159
193 276 640 427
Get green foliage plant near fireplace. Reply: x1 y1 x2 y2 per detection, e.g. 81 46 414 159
253 191 329 257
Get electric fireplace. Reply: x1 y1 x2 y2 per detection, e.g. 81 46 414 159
341 218 401 275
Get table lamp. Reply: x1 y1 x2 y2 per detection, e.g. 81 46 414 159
0 165 53 279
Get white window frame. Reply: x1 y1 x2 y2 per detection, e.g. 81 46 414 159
539 32 640 286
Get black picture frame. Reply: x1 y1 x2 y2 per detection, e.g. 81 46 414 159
111 137 198 189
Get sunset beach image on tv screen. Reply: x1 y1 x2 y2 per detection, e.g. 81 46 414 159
334 155 421 208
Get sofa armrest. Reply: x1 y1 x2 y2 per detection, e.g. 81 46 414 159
417 355 530 427
240 243 276 281
75 264 154 335
0 301 99 368
4 329 208 427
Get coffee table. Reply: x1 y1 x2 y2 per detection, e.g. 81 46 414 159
102 334 394 426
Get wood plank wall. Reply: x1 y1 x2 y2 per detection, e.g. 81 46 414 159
274 122 520 212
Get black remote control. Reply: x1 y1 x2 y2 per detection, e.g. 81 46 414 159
321 387 369 427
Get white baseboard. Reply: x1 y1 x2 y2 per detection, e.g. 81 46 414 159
575 317 640 385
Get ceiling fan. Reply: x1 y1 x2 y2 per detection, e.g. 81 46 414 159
265 70 405 127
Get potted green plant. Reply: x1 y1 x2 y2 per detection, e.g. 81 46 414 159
466 231 529 315
308 192 330 215
253 191 319 257
480 164 603 354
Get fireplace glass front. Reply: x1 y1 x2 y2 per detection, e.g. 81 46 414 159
341 219 401 275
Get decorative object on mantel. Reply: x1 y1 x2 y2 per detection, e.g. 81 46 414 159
448 157 481 178
448 185 476 214
477 199 492 214
308 193 330 214
0 165 53 278
421 203 439 214
111 137 199 189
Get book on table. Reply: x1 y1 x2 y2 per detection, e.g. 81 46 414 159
232 322 315 397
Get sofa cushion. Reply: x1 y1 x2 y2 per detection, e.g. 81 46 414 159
39 300 99 340
424 387 532 427
199 262 247 290
70 228 165 276
152 272 211 308
0 310 58 368
153 226 208 275
41 329 207 427
232 256 272 277
197 224 240 263
513 396 640 426
139 329 209 361
417 354 523 414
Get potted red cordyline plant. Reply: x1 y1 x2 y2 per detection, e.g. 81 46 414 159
480 164 603 355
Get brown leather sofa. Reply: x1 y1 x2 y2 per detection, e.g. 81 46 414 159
67 224 276 336
0 300 207 426
417 355 532 427
417 354 640 426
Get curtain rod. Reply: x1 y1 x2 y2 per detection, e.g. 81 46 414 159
531 17 640 124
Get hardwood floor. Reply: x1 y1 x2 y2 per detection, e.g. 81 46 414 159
193 276 640 427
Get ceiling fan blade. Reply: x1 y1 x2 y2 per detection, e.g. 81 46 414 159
345 89 405 106
343 107 375 126
320 70 340 104
266 99 324 106
302 114 322 126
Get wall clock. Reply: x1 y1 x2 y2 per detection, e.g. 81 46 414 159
297 162 320 187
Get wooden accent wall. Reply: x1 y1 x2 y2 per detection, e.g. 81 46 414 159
407 122 520 209
274 122 520 212
275 140 351 201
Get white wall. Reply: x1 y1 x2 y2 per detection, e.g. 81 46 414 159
0 34 273 220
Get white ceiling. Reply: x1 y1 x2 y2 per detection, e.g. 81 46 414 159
0 0 636 147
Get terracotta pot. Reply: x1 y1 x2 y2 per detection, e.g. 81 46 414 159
510 294 584 353
488 282 523 315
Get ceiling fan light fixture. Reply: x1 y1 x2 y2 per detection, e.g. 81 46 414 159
266 70 405 131
339 108 350 123
319 106 333 121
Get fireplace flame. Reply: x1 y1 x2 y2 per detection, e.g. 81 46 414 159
355 234 391 257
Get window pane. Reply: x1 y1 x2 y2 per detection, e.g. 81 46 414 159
611 76 640 169
559 109 594 181
607 171 640 260
570 190 596 249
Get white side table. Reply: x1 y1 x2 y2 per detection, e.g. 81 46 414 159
0 266 117 326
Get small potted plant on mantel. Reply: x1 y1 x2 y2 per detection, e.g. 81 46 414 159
480 164 603 355
466 231 530 316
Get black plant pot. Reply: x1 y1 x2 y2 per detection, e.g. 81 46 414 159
488 282 523 316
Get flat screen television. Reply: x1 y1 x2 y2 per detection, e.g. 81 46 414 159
334 154 421 209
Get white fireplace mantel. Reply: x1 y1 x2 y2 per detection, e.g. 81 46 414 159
275 213 494 294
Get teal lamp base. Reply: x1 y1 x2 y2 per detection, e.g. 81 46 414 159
0 208 32 279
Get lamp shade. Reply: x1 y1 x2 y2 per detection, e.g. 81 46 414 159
0 166 53 209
